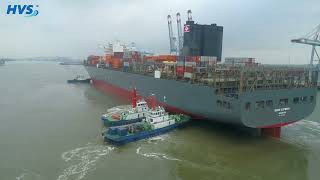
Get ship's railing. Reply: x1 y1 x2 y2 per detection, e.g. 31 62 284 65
86 63 318 97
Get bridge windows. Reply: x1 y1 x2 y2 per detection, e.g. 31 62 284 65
279 99 288 107
293 97 300 104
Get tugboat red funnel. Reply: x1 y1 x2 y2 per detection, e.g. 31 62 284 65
151 94 156 110
132 88 137 108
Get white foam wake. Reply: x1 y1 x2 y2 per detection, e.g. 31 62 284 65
282 120 320 147
16 173 26 180
57 144 115 180
15 169 41 180
295 120 320 134
147 134 169 144
136 147 181 161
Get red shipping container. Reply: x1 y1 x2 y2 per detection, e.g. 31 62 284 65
192 56 200 64
185 67 193 73
176 66 184 75
185 56 192 62
114 52 124 58
111 58 122 69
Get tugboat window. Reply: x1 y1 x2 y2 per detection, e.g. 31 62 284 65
279 99 288 106
293 97 300 104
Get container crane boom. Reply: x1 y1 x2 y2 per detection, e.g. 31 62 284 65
291 24 320 87
291 38 320 46
291 24 320 65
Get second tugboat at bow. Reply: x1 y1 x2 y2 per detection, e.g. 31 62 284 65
101 88 149 127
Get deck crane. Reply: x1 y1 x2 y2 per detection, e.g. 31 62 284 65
291 24 320 87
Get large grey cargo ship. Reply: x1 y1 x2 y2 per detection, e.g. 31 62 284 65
85 11 318 138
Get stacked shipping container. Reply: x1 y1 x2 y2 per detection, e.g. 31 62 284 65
87 55 100 66
224 57 258 66
174 56 217 78
144 55 177 62
88 53 217 79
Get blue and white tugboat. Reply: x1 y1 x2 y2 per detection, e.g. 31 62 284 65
103 95 190 145
101 88 149 127
67 75 91 84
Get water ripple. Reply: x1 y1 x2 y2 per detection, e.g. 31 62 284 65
282 120 320 147
57 144 115 180
136 147 181 161
16 169 41 180
146 134 170 144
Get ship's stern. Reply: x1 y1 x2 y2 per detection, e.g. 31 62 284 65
239 88 317 137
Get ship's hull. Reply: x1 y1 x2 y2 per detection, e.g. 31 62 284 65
86 66 317 129
104 123 181 145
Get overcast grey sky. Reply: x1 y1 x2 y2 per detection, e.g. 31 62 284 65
0 0 319 64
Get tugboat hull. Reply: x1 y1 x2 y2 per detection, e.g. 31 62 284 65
67 78 91 84
105 123 183 145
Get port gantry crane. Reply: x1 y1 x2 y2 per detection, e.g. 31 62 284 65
167 15 177 55
291 24 320 87
291 24 320 65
